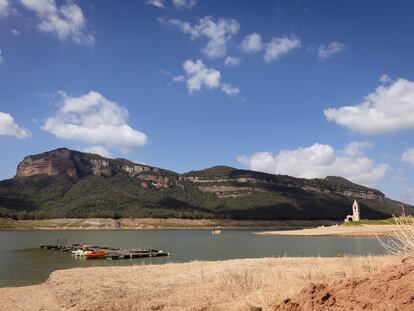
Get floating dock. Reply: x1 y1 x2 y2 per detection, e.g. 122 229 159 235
40 243 169 259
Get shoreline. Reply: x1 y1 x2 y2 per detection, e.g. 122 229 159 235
0 255 400 310
257 224 402 237
0 217 339 231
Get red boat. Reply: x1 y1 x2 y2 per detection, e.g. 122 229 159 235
84 251 110 259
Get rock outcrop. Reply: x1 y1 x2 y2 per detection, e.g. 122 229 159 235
16 148 177 189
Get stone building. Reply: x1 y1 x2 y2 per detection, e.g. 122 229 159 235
344 200 360 222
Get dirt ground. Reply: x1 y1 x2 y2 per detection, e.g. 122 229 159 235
273 257 414 311
0 256 401 311
258 224 403 237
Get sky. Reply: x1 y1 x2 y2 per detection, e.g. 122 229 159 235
1 0 414 203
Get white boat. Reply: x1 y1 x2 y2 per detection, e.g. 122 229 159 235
71 249 84 256
212 229 221 235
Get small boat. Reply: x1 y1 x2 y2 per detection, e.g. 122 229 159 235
85 251 111 259
212 229 221 235
71 249 84 256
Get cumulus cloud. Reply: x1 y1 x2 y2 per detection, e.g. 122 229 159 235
11 28 20 35
182 59 221 93
0 0 9 17
0 111 31 139
224 56 240 67
239 33 300 62
146 0 165 8
240 33 263 53
324 78 414 135
264 35 300 62
316 41 346 60
172 0 196 9
238 142 388 186
180 59 240 97
20 0 94 45
401 148 414 166
83 146 112 158
42 91 148 151
160 16 239 58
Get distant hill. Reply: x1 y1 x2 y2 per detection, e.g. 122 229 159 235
0 148 411 220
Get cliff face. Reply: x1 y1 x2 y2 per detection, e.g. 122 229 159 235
16 148 177 189
16 149 93 179
182 167 385 201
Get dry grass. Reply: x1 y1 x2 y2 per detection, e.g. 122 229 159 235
378 216 414 255
26 256 398 311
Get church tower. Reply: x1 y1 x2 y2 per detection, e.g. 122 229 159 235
352 200 360 221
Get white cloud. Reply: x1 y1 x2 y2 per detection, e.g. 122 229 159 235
42 91 148 151
380 74 391 84
317 41 346 60
179 59 240 97
401 148 414 166
11 28 20 35
0 0 9 17
183 59 221 93
240 33 263 53
224 56 240 67
221 83 240 96
0 111 31 139
20 0 94 45
0 50 3 64
146 0 165 8
238 142 388 186
160 16 239 58
172 0 196 9
264 35 300 63
83 146 112 158
324 78 414 135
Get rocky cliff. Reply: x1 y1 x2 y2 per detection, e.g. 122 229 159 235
16 148 177 189
1 148 409 220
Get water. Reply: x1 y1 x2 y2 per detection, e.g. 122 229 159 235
0 229 386 287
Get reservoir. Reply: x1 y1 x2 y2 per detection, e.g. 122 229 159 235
0 229 387 287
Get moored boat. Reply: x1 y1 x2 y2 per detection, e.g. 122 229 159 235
85 251 111 259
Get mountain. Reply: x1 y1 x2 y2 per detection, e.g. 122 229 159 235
0 148 411 220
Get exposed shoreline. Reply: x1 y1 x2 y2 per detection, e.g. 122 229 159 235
0 217 339 231
257 224 402 237
0 255 401 311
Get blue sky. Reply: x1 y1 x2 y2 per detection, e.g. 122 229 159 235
1 0 414 203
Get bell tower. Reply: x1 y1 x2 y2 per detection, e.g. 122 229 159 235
352 200 360 221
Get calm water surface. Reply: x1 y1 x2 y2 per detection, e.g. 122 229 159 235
0 229 386 287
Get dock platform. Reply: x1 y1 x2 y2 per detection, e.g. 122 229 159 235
40 243 169 260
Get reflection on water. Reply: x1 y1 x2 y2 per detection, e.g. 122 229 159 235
0 229 386 287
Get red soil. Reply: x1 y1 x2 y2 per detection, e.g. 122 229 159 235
273 257 414 311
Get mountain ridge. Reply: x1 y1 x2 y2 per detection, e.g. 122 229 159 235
0 148 411 220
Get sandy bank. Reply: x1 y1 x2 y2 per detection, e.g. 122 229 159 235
0 217 338 230
0 256 400 311
257 224 403 237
